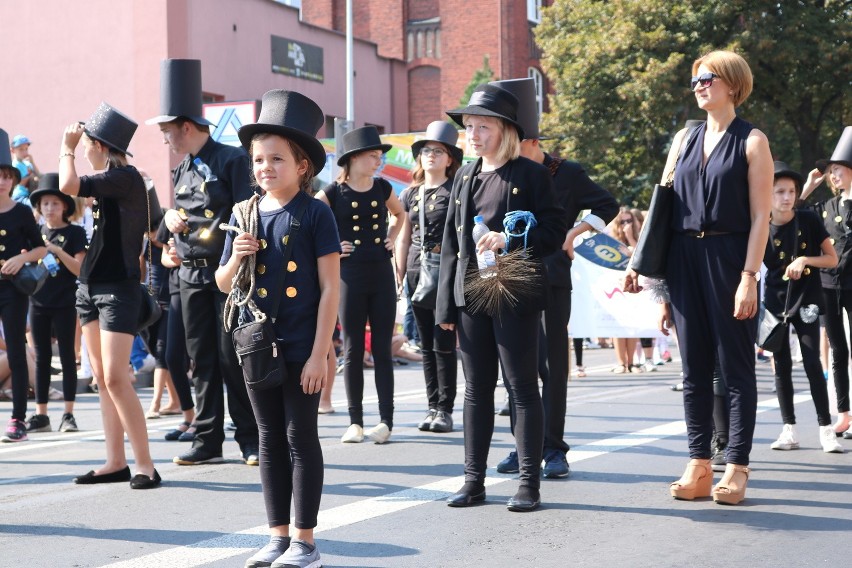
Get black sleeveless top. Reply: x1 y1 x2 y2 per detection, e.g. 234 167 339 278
324 179 392 263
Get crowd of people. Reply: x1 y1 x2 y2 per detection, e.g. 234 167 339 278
1 50 851 567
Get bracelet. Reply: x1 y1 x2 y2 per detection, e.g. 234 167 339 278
59 152 75 159
741 270 757 279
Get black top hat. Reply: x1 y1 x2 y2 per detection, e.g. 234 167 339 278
238 90 327 173
0 128 12 168
337 126 392 167
773 160 804 189
489 78 539 140
447 84 525 140
85 102 137 157
145 59 214 127
411 121 463 164
816 126 852 172
29 173 76 218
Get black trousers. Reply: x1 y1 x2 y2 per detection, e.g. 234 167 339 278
820 287 852 414
774 313 832 426
1 286 31 421
339 260 396 428
410 301 457 413
31 304 78 404
180 279 257 453
163 292 194 411
457 307 544 489
667 233 757 466
248 361 324 530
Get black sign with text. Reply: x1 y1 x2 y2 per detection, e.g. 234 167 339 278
271 35 324 83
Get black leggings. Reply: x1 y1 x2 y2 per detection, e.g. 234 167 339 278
774 313 832 426
248 361 323 529
163 293 194 411
339 260 396 428
573 338 584 367
31 305 78 404
1 286 31 421
821 287 852 413
457 307 543 489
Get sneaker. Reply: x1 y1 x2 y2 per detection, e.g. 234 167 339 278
575 366 586 378
341 423 364 443
710 434 727 472
59 413 78 433
661 350 673 363
418 409 437 431
496 450 520 474
642 361 657 373
497 395 511 416
820 425 845 453
429 411 453 433
245 536 292 568
584 340 601 350
26 413 52 433
542 449 570 479
770 424 799 450
242 444 260 466
270 539 321 568
670 383 684 392
366 422 391 444
173 446 226 465
1 418 28 442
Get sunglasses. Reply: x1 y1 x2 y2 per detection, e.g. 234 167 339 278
691 72 718 91
620 219 634 225
420 147 447 157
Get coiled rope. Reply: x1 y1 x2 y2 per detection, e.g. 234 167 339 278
219 194 265 332
503 210 537 251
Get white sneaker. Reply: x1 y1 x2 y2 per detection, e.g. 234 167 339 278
820 425 845 453
365 422 391 444
642 361 657 373
770 424 799 450
341 424 364 443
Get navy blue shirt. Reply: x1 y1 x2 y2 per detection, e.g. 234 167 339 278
221 191 341 363
323 178 392 263
32 224 87 308
0 202 44 293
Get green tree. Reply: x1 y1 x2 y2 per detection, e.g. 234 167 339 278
460 55 498 106
536 0 851 205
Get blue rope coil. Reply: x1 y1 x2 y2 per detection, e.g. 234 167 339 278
503 210 537 251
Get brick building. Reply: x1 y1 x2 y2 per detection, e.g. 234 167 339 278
302 0 551 132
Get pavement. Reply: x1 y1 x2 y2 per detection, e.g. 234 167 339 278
1 345 851 568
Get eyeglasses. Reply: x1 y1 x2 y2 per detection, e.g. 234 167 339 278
620 219 634 225
420 147 447 157
691 72 718 91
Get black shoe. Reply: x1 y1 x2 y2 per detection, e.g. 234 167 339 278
429 411 453 433
541 449 570 479
164 422 192 441
58 413 78 433
130 469 162 489
74 466 132 484
417 409 437 431
173 446 225 465
710 434 728 472
496 450 520 474
26 413 51 433
447 482 486 507
507 487 541 512
242 444 259 466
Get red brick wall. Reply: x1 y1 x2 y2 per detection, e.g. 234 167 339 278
408 0 439 21
300 0 334 29
367 0 405 60
408 65 442 132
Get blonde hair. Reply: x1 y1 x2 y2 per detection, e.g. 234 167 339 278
249 133 315 194
462 114 520 163
692 50 753 107
611 206 641 246
68 197 88 223
408 143 461 188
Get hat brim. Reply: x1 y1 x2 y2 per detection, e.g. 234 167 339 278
84 130 133 157
29 188 76 218
411 139 464 165
144 114 215 127
446 107 525 141
816 159 852 173
336 143 393 167
774 168 804 188
238 123 327 174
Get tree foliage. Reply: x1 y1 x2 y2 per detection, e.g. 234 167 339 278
536 0 851 206
460 55 498 106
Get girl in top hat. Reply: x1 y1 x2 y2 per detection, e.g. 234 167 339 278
26 174 88 435
800 125 852 438
396 121 463 434
315 126 405 444
217 89 340 568
59 103 160 488
0 128 47 443
436 84 567 512
763 161 842 453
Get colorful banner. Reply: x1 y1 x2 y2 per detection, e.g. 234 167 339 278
574 232 632 270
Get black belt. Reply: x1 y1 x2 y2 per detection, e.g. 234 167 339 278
683 230 732 238
181 258 212 268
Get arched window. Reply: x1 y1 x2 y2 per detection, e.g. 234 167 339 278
528 67 544 117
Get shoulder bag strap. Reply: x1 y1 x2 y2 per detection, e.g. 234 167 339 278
269 195 310 323
664 126 699 187
779 215 798 321
418 185 426 264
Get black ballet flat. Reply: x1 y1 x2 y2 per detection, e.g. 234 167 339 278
73 466 131 485
507 488 541 512
447 484 486 507
130 469 162 489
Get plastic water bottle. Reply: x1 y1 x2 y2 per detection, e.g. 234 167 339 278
193 157 218 182
471 215 497 278
42 253 60 276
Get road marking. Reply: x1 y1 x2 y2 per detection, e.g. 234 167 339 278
96 391 805 568
0 471 74 485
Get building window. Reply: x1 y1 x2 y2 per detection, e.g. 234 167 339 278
527 0 542 23
528 68 544 117
406 17 441 61
407 32 414 62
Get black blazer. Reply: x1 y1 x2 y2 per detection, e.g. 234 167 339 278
435 156 567 324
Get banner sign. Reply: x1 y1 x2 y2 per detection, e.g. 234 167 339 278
271 35 324 82
574 232 632 270
203 101 260 148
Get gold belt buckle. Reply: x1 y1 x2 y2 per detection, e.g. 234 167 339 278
696 231 706 238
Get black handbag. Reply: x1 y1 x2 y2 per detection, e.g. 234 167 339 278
229 196 308 390
410 185 441 309
137 181 162 334
630 126 698 279
10 262 49 295
758 217 798 353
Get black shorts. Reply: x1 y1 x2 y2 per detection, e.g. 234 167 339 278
76 280 140 335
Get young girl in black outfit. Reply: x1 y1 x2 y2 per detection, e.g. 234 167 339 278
396 121 462 434
217 89 340 568
0 129 47 443
59 103 160 488
26 174 87 434
316 126 404 444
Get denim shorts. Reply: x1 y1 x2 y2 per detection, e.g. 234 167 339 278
76 280 140 335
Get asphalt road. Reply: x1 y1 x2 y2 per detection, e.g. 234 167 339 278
1 345 851 568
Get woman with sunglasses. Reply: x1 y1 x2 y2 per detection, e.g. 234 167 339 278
609 206 641 373
625 50 773 505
